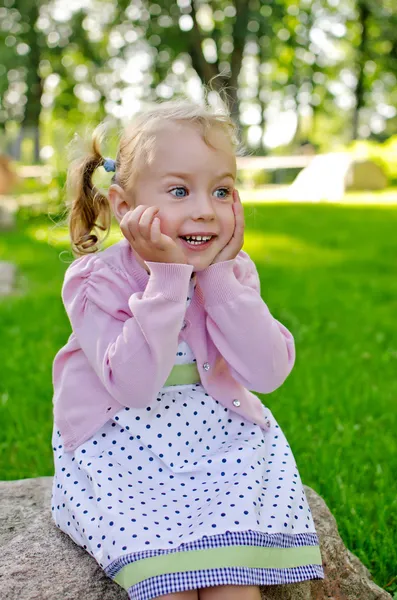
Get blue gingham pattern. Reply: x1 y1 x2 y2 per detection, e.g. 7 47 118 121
130 565 324 600
105 530 324 599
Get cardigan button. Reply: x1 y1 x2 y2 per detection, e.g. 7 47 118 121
203 362 210 371
232 399 241 407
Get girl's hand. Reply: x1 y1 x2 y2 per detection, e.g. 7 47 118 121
211 189 245 265
120 205 188 265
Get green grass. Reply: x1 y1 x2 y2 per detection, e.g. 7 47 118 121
0 202 396 594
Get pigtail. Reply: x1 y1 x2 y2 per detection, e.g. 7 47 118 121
66 123 112 257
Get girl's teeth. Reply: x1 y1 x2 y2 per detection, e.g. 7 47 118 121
183 236 212 245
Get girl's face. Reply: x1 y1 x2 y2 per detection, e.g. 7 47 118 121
127 122 237 272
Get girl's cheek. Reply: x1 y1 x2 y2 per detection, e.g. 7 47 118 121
156 213 174 237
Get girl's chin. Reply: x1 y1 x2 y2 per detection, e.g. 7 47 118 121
187 256 217 272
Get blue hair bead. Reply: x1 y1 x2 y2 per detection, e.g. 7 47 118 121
103 158 116 172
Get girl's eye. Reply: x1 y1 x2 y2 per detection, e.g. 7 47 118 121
214 187 231 199
169 186 188 198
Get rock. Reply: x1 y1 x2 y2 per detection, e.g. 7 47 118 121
0 205 16 230
262 487 391 600
0 154 18 231
346 159 388 191
287 154 388 202
288 153 354 202
0 477 391 600
0 261 17 296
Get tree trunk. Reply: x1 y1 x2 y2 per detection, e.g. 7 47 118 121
9 129 24 161
352 0 370 140
17 1 43 162
228 0 250 129
14 126 41 163
188 0 250 132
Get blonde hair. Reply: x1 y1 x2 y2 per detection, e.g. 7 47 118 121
66 98 241 256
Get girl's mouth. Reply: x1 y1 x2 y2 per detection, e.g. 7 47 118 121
179 235 217 251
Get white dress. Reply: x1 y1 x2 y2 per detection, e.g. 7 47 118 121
51 275 324 600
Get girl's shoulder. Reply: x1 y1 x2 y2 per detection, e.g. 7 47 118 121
64 238 137 282
61 240 142 306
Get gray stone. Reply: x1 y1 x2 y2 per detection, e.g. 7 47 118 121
287 154 388 202
0 261 16 296
0 205 15 230
0 477 391 600
346 159 388 191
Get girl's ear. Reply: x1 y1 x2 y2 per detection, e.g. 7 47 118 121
108 184 131 223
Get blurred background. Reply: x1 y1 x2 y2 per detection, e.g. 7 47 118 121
0 0 396 595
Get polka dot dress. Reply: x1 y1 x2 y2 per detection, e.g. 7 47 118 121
51 275 324 599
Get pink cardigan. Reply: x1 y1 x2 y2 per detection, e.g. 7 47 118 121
52 238 295 452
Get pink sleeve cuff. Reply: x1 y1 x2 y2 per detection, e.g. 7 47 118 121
197 259 245 306
144 261 194 302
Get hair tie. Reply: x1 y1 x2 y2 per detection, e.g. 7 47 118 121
103 158 116 172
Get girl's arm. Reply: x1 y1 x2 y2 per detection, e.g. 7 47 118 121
197 251 295 393
61 254 194 408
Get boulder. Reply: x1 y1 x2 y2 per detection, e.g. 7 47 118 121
0 205 15 230
0 477 391 600
345 159 388 191
287 154 388 201
0 261 17 296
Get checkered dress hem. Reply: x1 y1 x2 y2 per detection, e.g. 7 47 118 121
123 565 324 600
105 531 324 600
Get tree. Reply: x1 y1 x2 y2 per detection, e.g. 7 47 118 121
0 0 46 161
0 0 117 161
140 0 258 126
352 0 370 140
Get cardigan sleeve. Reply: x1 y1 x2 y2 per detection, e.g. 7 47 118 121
61 254 194 408
197 251 295 393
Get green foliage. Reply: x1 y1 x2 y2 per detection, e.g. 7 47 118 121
46 170 68 208
237 169 272 188
12 177 48 197
2 0 397 156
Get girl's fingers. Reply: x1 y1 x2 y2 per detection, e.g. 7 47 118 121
233 188 242 206
234 191 244 219
237 202 245 224
126 205 148 240
150 217 162 245
138 206 159 240
232 188 242 204
229 189 244 249
235 208 245 241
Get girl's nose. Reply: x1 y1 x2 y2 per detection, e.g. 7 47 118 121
193 194 216 220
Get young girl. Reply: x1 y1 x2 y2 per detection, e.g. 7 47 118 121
51 99 324 600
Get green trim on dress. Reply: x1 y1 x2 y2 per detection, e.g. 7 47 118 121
113 544 323 588
163 362 201 387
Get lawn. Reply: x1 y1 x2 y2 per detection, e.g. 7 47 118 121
0 201 396 594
